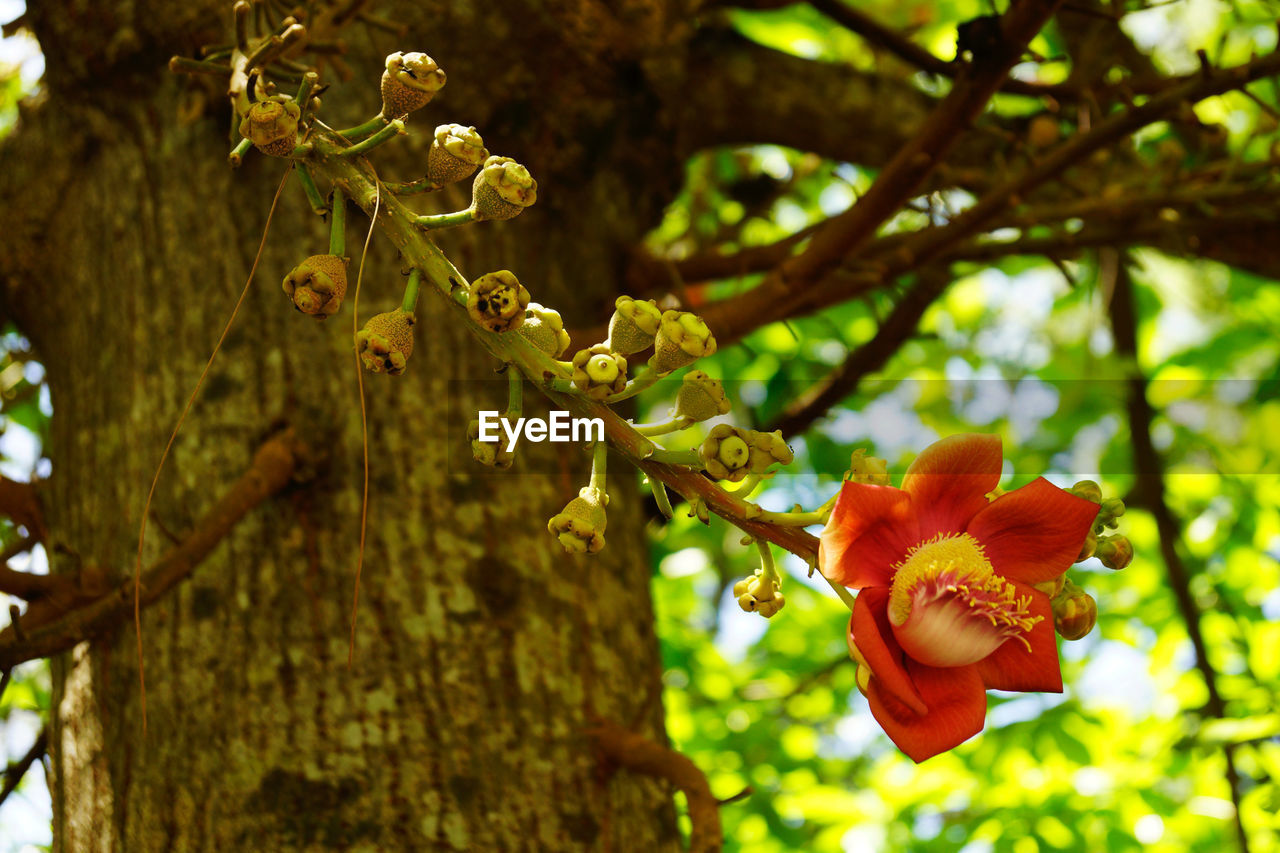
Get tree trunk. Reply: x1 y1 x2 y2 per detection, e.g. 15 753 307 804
0 1 697 849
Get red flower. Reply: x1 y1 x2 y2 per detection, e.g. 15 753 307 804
818 434 1099 762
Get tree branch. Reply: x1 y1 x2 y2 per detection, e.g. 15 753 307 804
0 476 46 542
591 718 724 853
0 727 47 810
1110 259 1251 853
779 0 1066 288
0 429 303 669
767 267 951 438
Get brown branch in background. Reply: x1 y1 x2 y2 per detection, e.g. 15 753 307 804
768 268 952 438
779 0 1065 288
591 718 725 853
1110 259 1251 853
0 476 46 542
0 430 303 670
0 727 46 810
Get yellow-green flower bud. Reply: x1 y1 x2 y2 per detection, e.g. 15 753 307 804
427 123 488 187
673 370 731 422
517 303 571 358
700 424 752 482
1052 578 1097 640
846 448 890 486
467 418 514 469
547 486 608 554
467 270 530 333
380 51 446 118
651 310 716 375
606 295 663 355
1069 480 1103 504
355 309 415 375
238 99 301 157
571 344 627 400
282 254 347 318
1095 534 1133 571
737 572 785 618
472 156 537 221
1077 529 1098 562
745 429 794 474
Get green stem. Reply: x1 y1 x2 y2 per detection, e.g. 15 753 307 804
329 187 346 256
757 540 781 588
648 448 702 467
504 367 524 419
168 55 232 76
383 177 442 195
416 208 476 230
725 474 763 500
296 164 327 215
821 572 857 613
337 119 405 157
649 478 674 519
400 267 423 314
631 416 695 437
605 367 661 403
335 113 389 140
228 137 252 167
589 440 608 494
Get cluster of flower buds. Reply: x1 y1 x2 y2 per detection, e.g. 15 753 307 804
734 570 785 618
1070 481 1132 570
700 425 794 482
547 486 608 554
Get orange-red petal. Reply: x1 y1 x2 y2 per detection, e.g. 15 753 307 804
819 482 919 589
901 434 1003 538
975 583 1062 693
966 477 1100 585
849 588 927 715
865 658 987 763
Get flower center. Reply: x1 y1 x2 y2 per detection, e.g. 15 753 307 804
888 533 1041 668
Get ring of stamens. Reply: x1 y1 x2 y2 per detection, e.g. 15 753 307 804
887 533 1041 667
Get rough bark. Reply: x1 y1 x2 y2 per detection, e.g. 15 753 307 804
0 1 707 849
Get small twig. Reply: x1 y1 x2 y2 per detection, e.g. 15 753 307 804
591 718 723 853
0 728 47 810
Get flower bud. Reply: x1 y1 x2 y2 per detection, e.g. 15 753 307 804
1094 534 1133 571
673 370 731 422
355 309 416 375
651 310 716 375
427 124 488 187
282 254 347 318
1077 529 1098 562
1100 497 1126 525
737 570 785 617
380 51 446 118
846 448 890 486
467 270 530 333
1052 578 1097 640
467 418 514 469
472 156 537 221
606 296 663 355
517 303 571 358
700 424 752 482
571 344 627 400
1069 480 1103 503
746 429 794 474
547 486 608 554
238 99 301 157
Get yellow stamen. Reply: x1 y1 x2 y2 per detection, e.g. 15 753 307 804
889 533 1041 654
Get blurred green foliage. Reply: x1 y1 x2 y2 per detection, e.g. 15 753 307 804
637 2 1280 852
